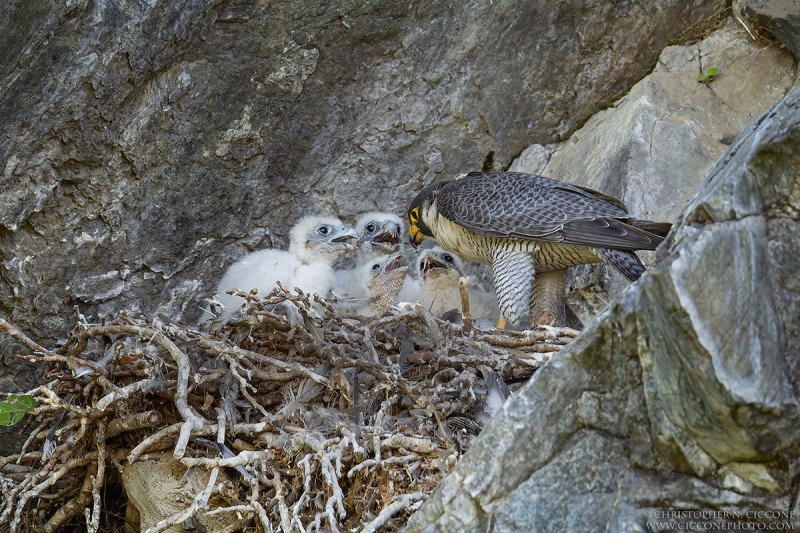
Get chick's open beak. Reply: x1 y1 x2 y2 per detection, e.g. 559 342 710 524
372 223 400 251
331 227 359 248
384 253 404 272
421 255 447 274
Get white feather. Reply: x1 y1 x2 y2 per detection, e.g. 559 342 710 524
293 262 336 297
215 249 300 318
397 275 421 303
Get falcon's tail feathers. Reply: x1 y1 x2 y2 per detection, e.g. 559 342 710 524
596 248 645 282
626 219 672 239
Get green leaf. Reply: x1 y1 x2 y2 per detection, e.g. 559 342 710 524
698 67 720 85
0 394 35 426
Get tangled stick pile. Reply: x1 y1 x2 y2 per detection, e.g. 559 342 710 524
0 284 577 532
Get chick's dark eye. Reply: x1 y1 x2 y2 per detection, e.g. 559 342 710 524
419 261 424 270
366 223 376 233
372 263 381 271
317 226 330 235
443 254 453 262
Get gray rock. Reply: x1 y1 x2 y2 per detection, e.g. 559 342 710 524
511 21 796 323
404 77 800 533
739 0 800 60
0 1 51 79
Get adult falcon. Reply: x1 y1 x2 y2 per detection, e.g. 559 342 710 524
407 171 672 329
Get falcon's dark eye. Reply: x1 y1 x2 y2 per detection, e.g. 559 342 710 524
372 263 381 271
317 225 330 235
443 254 454 263
366 223 377 234
409 208 419 224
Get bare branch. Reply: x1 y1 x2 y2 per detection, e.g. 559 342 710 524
360 493 427 533
0 318 52 355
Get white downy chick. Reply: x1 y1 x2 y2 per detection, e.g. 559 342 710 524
355 211 403 259
288 215 359 299
334 212 404 271
350 252 409 317
415 246 465 316
214 248 299 318
289 215 360 265
214 216 358 318
415 246 499 321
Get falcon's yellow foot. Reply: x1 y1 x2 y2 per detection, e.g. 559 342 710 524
497 316 508 329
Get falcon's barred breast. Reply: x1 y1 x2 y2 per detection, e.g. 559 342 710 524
407 171 672 328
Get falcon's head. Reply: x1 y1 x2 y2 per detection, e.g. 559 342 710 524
362 252 409 311
418 247 465 282
417 247 465 295
355 212 403 253
289 215 359 264
408 181 447 247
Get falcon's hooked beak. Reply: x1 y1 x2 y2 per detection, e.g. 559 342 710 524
408 207 424 247
384 252 405 272
420 254 448 275
330 227 359 249
371 222 401 252
409 226 424 247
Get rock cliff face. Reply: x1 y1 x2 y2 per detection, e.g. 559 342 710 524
405 57 800 533
403 10 800 528
0 0 727 396
512 20 796 322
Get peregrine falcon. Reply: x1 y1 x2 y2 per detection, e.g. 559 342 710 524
407 171 671 328
288 215 360 265
355 212 403 256
215 216 358 318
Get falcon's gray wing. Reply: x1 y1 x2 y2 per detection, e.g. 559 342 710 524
435 172 663 251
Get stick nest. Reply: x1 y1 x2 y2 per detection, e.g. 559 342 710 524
0 285 577 532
